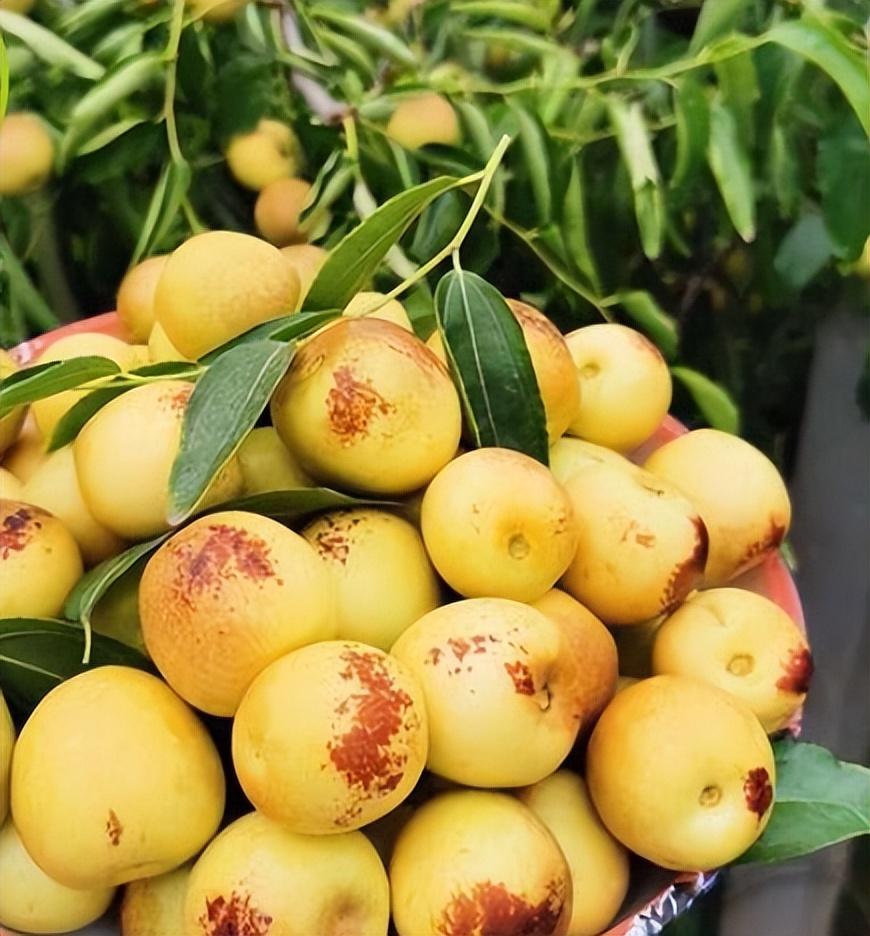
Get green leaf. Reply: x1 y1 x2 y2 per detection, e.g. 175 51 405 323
739 740 870 864
769 121 800 219
767 16 869 138
774 213 834 293
452 0 553 31
130 160 192 265
0 10 105 80
168 340 295 525
707 100 755 242
0 357 120 418
202 311 340 360
670 76 710 195
454 101 505 215
0 32 9 123
48 385 129 452
714 53 759 151
57 0 129 39
64 535 170 631
435 268 548 464
215 488 396 522
310 8 416 68
690 0 751 53
77 117 147 157
510 104 552 227
0 618 151 717
616 291 679 360
817 119 870 261
608 98 665 260
560 155 601 295
304 174 469 312
671 366 740 433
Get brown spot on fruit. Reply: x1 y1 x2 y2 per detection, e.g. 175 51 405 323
438 879 567 936
327 650 414 805
199 893 272 936
173 524 276 607
161 383 193 414
504 660 535 696
0 506 44 558
426 647 443 666
313 530 350 564
448 638 472 663
105 810 123 846
776 647 814 694
743 767 773 820
662 516 708 611
635 531 656 548
326 366 395 444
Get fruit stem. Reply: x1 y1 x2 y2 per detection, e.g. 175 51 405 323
162 0 187 168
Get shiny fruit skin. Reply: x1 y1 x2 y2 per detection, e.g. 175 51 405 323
386 93 461 150
561 461 708 625
2 413 46 482
140 511 335 716
31 333 140 440
74 380 243 540
304 508 440 650
236 426 312 494
565 323 672 452
121 864 190 936
0 499 82 618
518 770 629 936
0 112 54 196
0 691 13 825
225 118 302 190
254 177 314 246
0 820 115 934
184 812 390 936
280 244 327 308
0 349 26 455
0 467 23 500
421 447 578 602
548 436 634 486
391 598 586 787
390 789 572 936
233 641 428 834
644 428 792 586
271 318 461 495
154 230 300 359
22 445 126 565
344 291 413 331
586 674 775 870
116 255 168 342
12 666 225 889
652 587 812 732
147 321 189 363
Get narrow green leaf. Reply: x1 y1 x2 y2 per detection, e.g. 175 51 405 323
608 98 665 260
774 214 834 293
510 104 552 227
0 618 151 717
817 119 870 261
707 100 755 242
767 16 869 137
0 10 105 80
0 32 9 122
310 8 416 68
560 155 601 295
435 269 548 464
739 740 870 864
769 121 800 219
77 117 147 157
616 291 679 360
64 535 170 629
130 160 192 264
0 357 120 418
48 385 129 452
215 488 396 522
168 340 295 524
714 53 759 151
671 366 740 433
304 174 468 311
452 0 553 31
57 0 128 39
464 27 556 57
670 76 710 194
202 311 339 360
690 0 751 53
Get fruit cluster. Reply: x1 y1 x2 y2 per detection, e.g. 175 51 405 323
0 228 809 936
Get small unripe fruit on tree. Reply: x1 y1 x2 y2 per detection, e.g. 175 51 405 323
0 112 54 196
116 255 168 342
225 118 302 190
255 177 317 246
386 93 461 150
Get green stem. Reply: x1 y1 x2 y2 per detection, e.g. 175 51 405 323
23 192 78 323
162 0 187 167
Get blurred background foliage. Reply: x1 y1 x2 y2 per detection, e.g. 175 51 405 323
0 0 868 469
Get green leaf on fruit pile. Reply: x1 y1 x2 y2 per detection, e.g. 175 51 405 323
608 98 665 260
0 357 120 418
168 340 295 525
0 10 105 80
64 535 170 633
216 488 397 522
817 118 870 261
48 386 130 452
0 618 151 717
202 311 340 361
435 268 548 464
707 100 755 243
739 740 870 864
671 366 740 434
616 291 679 361
304 175 471 312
